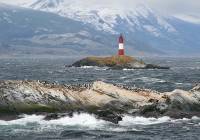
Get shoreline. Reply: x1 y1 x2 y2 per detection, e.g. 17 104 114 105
0 80 199 123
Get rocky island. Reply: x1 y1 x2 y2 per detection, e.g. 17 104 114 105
67 55 169 70
67 34 169 70
0 80 199 123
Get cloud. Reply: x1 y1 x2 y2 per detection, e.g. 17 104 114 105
0 0 199 17
68 0 200 16
147 0 200 17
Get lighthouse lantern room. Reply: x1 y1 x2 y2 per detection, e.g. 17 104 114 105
118 34 125 56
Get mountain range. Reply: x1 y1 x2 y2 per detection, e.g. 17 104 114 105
0 0 200 57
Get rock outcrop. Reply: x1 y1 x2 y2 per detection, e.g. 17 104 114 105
67 55 169 70
0 80 199 123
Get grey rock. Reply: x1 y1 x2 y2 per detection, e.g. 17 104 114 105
0 80 200 123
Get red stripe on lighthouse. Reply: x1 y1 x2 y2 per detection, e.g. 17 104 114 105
119 35 124 44
118 49 124 55
118 34 125 56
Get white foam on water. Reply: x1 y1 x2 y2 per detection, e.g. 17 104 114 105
80 66 96 69
0 114 199 129
120 76 127 79
0 113 108 129
123 68 135 71
188 67 200 70
119 116 171 126
80 66 108 70
192 116 200 120
94 67 108 71
168 116 200 124
0 114 45 125
175 82 183 85
175 82 192 86
134 77 166 83
41 113 108 129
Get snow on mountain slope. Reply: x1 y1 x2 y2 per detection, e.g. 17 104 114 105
0 0 33 6
0 3 122 56
0 0 200 56
21 0 176 36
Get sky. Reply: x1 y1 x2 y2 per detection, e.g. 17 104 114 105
148 0 200 16
0 0 200 18
147 0 200 23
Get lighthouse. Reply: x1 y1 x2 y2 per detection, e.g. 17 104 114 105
118 34 125 56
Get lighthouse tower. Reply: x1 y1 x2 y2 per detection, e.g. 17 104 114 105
118 34 125 56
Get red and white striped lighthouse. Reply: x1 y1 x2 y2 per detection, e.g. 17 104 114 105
118 34 125 56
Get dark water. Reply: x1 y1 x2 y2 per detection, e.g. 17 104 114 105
0 57 200 140
0 57 199 92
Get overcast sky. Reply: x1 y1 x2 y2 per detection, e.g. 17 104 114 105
0 0 200 17
148 0 200 16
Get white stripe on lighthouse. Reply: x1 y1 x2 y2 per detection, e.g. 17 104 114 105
119 43 124 50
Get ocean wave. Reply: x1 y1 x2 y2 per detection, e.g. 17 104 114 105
0 113 108 129
120 115 200 126
134 77 166 83
172 66 200 70
80 66 108 70
80 66 96 69
175 82 192 86
123 68 135 71
119 116 171 126
0 114 44 126
119 76 127 79
42 113 108 128
186 67 200 70
0 114 199 129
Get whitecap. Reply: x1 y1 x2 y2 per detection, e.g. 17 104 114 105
0 113 108 130
119 116 171 126
0 114 44 126
120 76 127 79
135 77 166 83
41 113 108 129
192 116 200 120
189 67 200 70
123 68 135 71
0 114 199 129
170 117 200 123
175 82 183 85
80 66 95 69
175 83 192 86
94 67 108 71
80 66 108 70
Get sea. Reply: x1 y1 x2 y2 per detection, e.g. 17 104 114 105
0 57 200 140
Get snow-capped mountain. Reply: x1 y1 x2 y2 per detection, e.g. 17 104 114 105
0 3 119 56
0 0 200 57
24 0 176 35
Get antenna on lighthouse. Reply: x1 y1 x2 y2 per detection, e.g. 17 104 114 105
118 34 125 56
